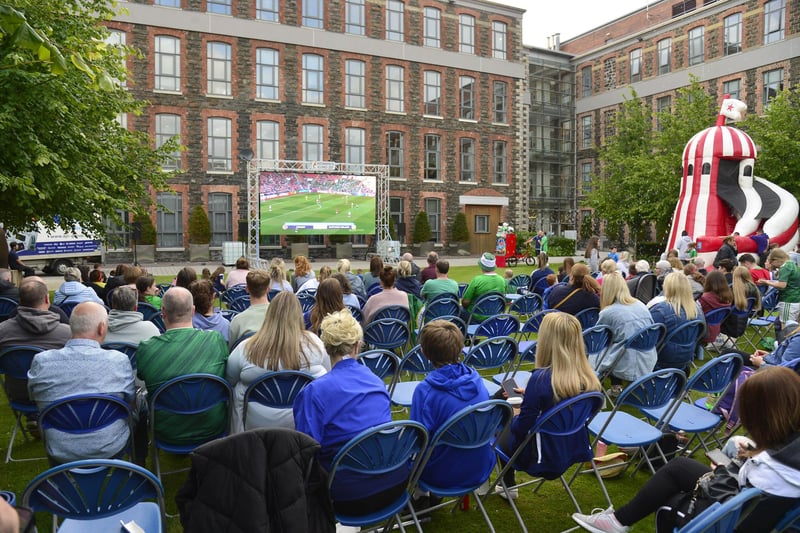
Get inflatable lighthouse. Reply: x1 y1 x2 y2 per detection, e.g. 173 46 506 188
666 96 799 259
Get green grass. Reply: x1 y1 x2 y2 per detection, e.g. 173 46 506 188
260 192 375 235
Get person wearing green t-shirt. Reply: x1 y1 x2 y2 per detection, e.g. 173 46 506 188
462 253 507 320
759 248 800 324
420 260 460 301
540 231 549 254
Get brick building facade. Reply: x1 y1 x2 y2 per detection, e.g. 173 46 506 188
109 0 526 259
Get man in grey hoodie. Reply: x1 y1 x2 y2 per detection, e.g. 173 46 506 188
105 285 160 346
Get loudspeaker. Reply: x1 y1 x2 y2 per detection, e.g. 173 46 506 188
395 222 406 240
131 222 142 242
238 221 248 239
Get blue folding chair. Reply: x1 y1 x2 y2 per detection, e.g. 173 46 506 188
229 331 255 352
157 282 172 297
494 339 537 389
228 295 251 312
508 274 531 293
574 307 600 330
411 400 513 532
492 392 605 533
508 292 543 320
242 371 314 429
267 289 281 302
583 324 613 365
419 293 461 324
221 285 247 306
39 394 134 464
702 306 733 355
744 288 780 351
595 323 666 405
136 301 160 321
149 313 166 333
0 345 44 463
668 487 762 533
0 296 18 321
57 301 80 318
220 309 239 322
358 349 401 395
643 353 744 455
148 373 232 479
328 421 428 533
101 342 138 372
371 305 412 323
391 345 436 408
570 368 687 508
773 504 800 532
22 459 166 533
517 309 557 356
466 313 520 344
366 282 383 297
532 276 550 295
458 283 468 299
466 292 507 328
346 305 364 323
363 317 410 354
655 319 706 371
463 336 517 396
296 292 316 313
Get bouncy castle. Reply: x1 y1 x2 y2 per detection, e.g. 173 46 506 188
666 96 799 259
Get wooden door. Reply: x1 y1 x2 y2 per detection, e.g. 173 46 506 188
464 205 502 255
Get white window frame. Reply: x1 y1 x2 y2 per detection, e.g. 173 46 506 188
629 48 642 83
256 48 279 100
763 68 783 106
207 41 232 96
493 140 507 184
459 14 475 54
492 21 507 59
459 138 476 182
459 76 475 120
207 117 232 171
657 38 671 74
302 124 324 162
723 79 741 100
423 70 441 117
581 115 592 149
424 134 441 181
302 54 325 105
345 127 366 166
385 65 405 113
256 0 279 21
688 27 704 66
155 113 181 171
345 59 366 109
155 35 181 92
386 0 405 41
302 0 324 28
386 131 404 179
424 198 441 242
493 81 508 123
206 0 231 15
256 120 280 160
764 0 785 44
423 7 440 48
156 192 183 248
208 192 233 246
724 13 742 55
345 0 366 35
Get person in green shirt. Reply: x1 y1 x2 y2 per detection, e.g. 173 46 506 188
420 260 460 301
462 253 507 320
136 286 229 446
760 248 800 324
540 231 549 255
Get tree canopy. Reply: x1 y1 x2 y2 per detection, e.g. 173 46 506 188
0 0 174 238
583 78 717 248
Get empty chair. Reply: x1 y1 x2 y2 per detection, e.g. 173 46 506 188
655 319 706 371
466 313 520 343
363 317 410 355
0 296 18 322
228 295 251 313
0 345 44 463
463 336 517 396
494 340 537 390
744 287 780 351
508 292 543 320
221 285 247 306
22 459 166 532
508 274 531 293
296 291 316 313
702 306 733 354
357 349 401 395
517 309 558 356
583 324 613 365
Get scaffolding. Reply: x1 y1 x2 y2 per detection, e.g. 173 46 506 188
245 159 394 265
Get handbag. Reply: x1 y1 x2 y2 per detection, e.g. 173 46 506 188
661 461 742 529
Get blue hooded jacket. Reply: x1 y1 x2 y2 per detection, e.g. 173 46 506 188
410 363 492 489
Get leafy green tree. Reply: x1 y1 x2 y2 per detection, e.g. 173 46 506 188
133 213 156 246
0 0 176 266
584 78 717 251
450 212 470 242
188 206 211 244
412 211 432 244
740 88 800 197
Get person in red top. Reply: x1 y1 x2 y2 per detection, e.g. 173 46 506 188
698 270 733 344
740 253 771 283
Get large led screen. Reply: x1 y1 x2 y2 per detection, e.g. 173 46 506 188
259 172 377 235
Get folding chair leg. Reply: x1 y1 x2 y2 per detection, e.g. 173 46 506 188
560 474 583 514
471 490 497 533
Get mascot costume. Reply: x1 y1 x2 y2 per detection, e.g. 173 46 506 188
666 96 799 259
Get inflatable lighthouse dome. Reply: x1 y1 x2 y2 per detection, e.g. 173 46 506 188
666 96 799 260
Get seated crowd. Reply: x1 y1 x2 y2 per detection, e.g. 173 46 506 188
2 246 799 532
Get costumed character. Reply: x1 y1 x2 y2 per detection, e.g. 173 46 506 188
666 96 799 262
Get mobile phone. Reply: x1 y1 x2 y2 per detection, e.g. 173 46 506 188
705 449 731 467
502 378 523 398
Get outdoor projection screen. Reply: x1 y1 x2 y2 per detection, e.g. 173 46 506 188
259 171 377 235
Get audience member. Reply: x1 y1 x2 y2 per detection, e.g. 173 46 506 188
86 268 107 301
596 258 617 287
528 253 554 294
717 257 735 284
748 323 800 368
293 310 400 515
298 265 332 293
410 320 491 491
27 302 136 463
52 267 104 306
760 248 800 324
713 235 739 269
105 285 161 346
362 256 383 292
331 273 360 309
136 287 228 446
0 268 19 299
189 279 229 342
7 242 35 277
649 273 703 370
721 265 762 342
693 256 708 276
420 251 439 283
91 263 107 283
228 269 270 349
698 270 734 345
462 253 507 316
594 273 658 396
123 265 145 287
572 367 800 533
401 252 422 280
174 266 197 289
395 260 422 300
546 263 600 316
682 263 705 299
227 291 329 432
495 312 602 498
337 258 366 299
268 258 293 294
104 264 129 293
136 275 162 310
615 251 631 278
225 257 250 289
739 253 771 283
558 257 575 283
361 266 409 323
585 236 600 272
291 255 315 292
420 260 459 301
309 278 346 335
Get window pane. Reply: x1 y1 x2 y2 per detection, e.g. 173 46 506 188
155 114 181 170
723 79 741 100
763 68 783 106
493 141 507 183
207 0 231 15
302 54 324 104
385 65 404 113
207 41 231 96
156 193 183 248
629 48 642 83
423 7 440 47
303 0 324 28
207 117 232 171
105 210 131 249
386 131 404 178
256 48 279 100
257 120 279 160
764 0 785 44
688 27 704 66
493 81 507 123
657 38 671 74
581 66 592 97
459 76 475 120
208 192 232 246
345 127 365 165
424 198 441 241
581 116 592 149
386 0 404 41
459 138 475 182
424 134 440 180
424 70 441 116
459 14 475 53
155 36 181 92
345 0 365 35
492 21 507 59
389 197 405 243
345 59 366 109
256 0 279 21
724 13 742 55
155 0 180 6
302 124 323 161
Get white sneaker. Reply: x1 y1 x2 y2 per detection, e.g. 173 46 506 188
494 485 519 500
475 479 492 496
572 507 629 533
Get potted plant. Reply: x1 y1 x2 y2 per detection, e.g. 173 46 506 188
133 212 156 263
449 211 470 254
188 205 211 262
287 234 309 259
412 211 434 256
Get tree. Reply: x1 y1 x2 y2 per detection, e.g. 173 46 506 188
133 213 156 246
450 212 470 243
740 88 800 197
412 211 432 244
188 205 211 244
584 78 717 251
0 1 176 265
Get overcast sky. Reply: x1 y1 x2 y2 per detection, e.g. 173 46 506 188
499 0 655 48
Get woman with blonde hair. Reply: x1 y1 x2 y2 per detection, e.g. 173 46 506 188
291 255 315 292
268 258 293 293
226 291 329 432
596 257 618 286
297 265 332 293
496 312 602 494
721 265 762 341
649 273 703 370
337 258 366 299
394 259 422 299
759 247 800 324
615 250 631 278
595 272 658 394
546 263 600 315
293 310 402 515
